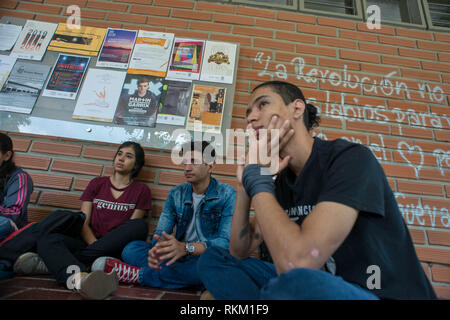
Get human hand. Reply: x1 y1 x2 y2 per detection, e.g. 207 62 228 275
153 231 186 267
147 234 164 270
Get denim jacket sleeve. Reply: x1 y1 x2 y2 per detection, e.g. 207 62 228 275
204 186 236 249
151 188 177 247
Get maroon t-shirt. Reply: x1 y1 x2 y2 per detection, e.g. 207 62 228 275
80 176 152 238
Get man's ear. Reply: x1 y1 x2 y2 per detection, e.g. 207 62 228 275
290 99 306 120
2 150 13 162
207 162 215 174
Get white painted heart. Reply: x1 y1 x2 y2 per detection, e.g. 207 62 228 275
397 141 424 179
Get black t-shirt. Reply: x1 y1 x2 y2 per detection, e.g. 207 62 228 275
263 137 436 299
115 91 158 126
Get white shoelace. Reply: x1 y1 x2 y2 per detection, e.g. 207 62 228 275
113 262 140 283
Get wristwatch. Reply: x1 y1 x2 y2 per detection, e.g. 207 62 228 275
185 242 195 255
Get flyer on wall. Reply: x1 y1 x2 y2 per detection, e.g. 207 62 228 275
157 80 192 126
128 30 174 77
114 74 165 128
166 38 205 81
0 61 51 114
72 68 126 122
186 84 226 134
0 55 17 90
10 20 57 61
0 23 22 51
47 23 107 56
96 28 137 69
200 41 237 84
42 54 90 100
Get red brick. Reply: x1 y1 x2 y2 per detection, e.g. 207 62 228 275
215 13 254 26
0 9 35 20
396 181 443 197
400 69 441 82
29 172 73 191
340 49 379 63
79 8 105 20
130 5 170 16
381 56 420 68
255 18 294 31
11 138 31 152
81 19 122 29
297 23 336 37
319 57 360 71
435 129 450 142
346 120 389 134
195 1 234 13
28 207 53 223
415 247 450 265
431 265 450 284
427 230 450 247
107 12 146 24
151 186 171 200
419 168 450 182
52 159 103 176
317 16 355 30
418 40 450 52
296 43 336 58
145 15 187 28
438 52 450 63
39 191 82 209
398 47 436 60
14 154 51 171
396 28 433 40
234 26 272 39
358 42 397 55
158 170 185 186
391 125 433 139
31 141 82 157
422 61 450 73
172 8 212 21
319 36 356 49
0 0 18 9
74 177 91 191
34 14 66 24
136 168 156 183
277 11 315 24
360 63 399 76
46 0 86 5
87 0 128 11
236 6 274 19
434 32 450 42
18 2 62 14
381 163 416 179
83 146 116 161
378 35 416 48
254 38 295 52
190 21 230 33
340 30 377 42
153 0 194 9
408 228 426 244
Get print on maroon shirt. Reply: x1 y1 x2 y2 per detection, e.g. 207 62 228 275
80 176 151 238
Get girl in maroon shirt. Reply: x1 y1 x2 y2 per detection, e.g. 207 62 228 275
13 141 152 299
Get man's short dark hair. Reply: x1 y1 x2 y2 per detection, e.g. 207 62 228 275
138 77 149 85
252 80 320 131
181 140 216 164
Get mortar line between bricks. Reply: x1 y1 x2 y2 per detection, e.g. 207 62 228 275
0 288 32 300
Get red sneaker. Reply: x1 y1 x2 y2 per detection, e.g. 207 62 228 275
92 257 140 284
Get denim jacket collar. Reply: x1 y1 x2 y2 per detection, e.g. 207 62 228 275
183 177 220 206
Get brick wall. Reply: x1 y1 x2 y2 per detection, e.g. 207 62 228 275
1 0 449 299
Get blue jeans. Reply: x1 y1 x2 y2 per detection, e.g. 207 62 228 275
122 240 202 289
0 216 15 242
197 246 379 300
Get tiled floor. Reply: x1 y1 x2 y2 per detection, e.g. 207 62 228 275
0 275 202 300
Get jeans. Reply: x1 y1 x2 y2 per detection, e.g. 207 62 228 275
122 240 202 289
0 216 16 242
38 218 148 285
197 246 379 300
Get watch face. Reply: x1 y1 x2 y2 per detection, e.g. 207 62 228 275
187 243 195 253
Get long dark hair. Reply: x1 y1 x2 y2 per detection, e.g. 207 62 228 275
114 141 145 179
252 80 320 131
0 133 17 194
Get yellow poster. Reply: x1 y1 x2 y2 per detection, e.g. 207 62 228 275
48 24 107 56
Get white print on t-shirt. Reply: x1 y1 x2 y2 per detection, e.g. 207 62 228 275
93 198 136 212
286 205 315 221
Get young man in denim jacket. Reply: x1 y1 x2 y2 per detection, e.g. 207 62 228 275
92 141 236 289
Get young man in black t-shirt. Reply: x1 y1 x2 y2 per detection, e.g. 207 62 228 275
197 80 437 300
